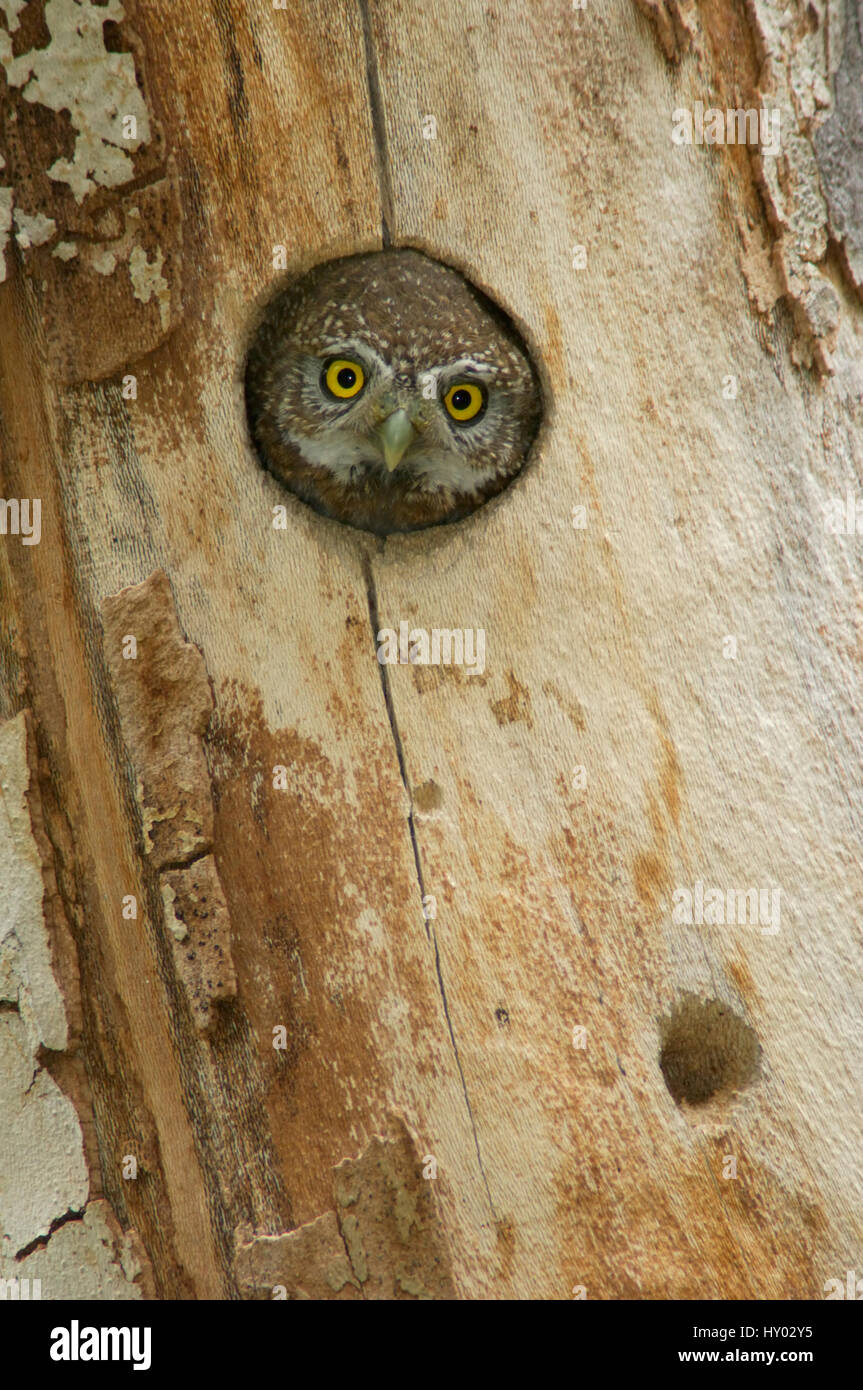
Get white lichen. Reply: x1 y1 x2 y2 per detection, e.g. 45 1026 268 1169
0 0 27 33
13 207 56 248
90 246 117 275
160 881 189 943
52 238 78 260
0 714 69 1058
0 0 151 204
129 243 169 328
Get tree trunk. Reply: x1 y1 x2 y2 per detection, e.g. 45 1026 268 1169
1 0 862 1300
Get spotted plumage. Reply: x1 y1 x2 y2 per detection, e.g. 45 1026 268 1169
245 249 541 535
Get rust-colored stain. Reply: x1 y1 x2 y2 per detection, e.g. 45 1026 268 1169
101 569 239 1029
206 681 461 1231
659 732 682 828
495 1216 516 1283
542 678 586 732
699 0 761 104
633 850 667 909
543 301 565 384
411 662 473 693
553 1134 828 1298
727 953 757 1006
101 569 214 866
631 724 682 910
490 669 533 728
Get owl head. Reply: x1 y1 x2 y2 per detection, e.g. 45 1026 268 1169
245 250 541 535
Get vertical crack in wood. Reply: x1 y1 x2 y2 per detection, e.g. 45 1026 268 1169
361 553 498 1221
358 0 393 246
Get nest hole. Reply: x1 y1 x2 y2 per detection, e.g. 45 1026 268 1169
659 994 761 1107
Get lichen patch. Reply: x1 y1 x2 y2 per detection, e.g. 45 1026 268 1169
129 244 170 329
1 0 151 204
13 208 56 250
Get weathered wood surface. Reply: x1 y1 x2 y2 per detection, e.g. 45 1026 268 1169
1 0 862 1299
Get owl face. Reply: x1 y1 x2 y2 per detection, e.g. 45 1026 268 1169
245 250 541 535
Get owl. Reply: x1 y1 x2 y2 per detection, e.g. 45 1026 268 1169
245 250 541 535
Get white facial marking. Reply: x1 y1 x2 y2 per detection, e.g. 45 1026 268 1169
294 429 502 492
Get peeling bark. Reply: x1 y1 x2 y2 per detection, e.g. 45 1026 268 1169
814 0 863 294
235 1120 456 1300
637 0 862 370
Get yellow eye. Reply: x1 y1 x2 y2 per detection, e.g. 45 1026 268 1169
323 358 365 399
444 381 485 422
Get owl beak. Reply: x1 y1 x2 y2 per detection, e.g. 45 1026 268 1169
378 409 416 472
